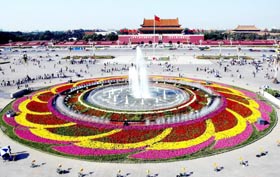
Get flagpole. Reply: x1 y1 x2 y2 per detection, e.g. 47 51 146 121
153 16 155 59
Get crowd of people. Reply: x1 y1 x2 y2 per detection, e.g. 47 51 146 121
100 62 129 74
0 56 100 89
0 54 278 92
195 57 278 82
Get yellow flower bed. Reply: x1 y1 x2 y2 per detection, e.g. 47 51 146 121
15 113 75 128
50 83 73 94
18 99 51 115
214 108 247 140
217 90 259 109
75 128 173 150
227 98 261 123
147 120 215 150
207 84 244 95
30 128 122 142
31 90 50 103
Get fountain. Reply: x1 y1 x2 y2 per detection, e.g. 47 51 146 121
50 47 224 128
129 47 151 98
272 55 280 83
84 47 190 112
125 95 129 105
163 89 166 100
113 95 117 104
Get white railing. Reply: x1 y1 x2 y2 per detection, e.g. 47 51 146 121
55 95 110 124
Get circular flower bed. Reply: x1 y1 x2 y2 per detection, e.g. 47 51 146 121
0 76 276 162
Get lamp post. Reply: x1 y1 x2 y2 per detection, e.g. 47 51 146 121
218 41 223 56
91 43 95 59
9 40 12 51
237 45 241 61
218 41 223 64
117 40 120 48
199 39 202 47
273 53 280 83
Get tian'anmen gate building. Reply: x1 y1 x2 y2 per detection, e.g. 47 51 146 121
118 17 204 45
139 18 184 34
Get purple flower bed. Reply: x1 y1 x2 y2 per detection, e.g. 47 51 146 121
3 114 19 127
130 137 214 160
15 126 70 145
52 145 143 156
213 123 253 149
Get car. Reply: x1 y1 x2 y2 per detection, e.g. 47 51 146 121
198 46 210 51
249 49 261 52
169 47 177 50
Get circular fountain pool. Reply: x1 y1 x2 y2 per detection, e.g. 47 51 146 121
84 84 190 112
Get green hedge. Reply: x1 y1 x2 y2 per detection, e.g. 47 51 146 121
196 55 253 60
265 88 280 97
62 55 115 60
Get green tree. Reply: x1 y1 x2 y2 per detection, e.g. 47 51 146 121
39 31 54 40
106 32 118 41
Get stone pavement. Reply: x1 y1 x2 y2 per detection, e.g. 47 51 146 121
0 49 279 177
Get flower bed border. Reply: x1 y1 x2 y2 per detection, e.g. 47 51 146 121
0 78 277 163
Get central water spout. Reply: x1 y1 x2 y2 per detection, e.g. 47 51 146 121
129 47 151 99
125 95 129 105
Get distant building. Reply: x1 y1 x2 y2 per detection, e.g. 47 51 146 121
118 17 202 44
118 34 204 45
119 28 138 35
231 25 261 34
84 30 117 36
139 18 183 34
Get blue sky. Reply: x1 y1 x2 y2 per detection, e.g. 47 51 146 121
1 0 279 31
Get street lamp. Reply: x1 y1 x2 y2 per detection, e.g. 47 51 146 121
9 39 12 51
237 45 241 61
218 41 223 56
199 39 202 47
91 44 95 58
217 41 224 65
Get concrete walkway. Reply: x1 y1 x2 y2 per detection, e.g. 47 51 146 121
0 50 279 177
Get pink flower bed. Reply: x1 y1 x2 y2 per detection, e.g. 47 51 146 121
253 100 272 131
52 145 143 156
130 137 214 160
15 126 70 145
254 111 270 131
240 90 257 98
3 114 19 127
213 123 253 149
257 100 273 113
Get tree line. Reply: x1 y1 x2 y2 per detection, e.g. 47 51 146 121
183 28 280 41
1 28 280 44
0 29 118 44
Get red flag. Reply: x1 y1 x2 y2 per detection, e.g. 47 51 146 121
154 15 160 22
